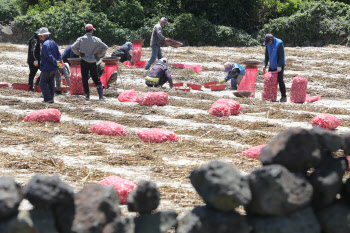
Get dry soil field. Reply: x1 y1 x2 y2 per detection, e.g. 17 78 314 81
0 42 349 214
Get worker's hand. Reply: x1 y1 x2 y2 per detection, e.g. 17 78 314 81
57 60 63 68
219 80 225 84
263 66 266 73
277 67 282 72
33 61 39 66
165 38 170 43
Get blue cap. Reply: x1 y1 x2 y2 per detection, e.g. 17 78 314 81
123 42 133 50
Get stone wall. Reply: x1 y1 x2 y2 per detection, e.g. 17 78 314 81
0 21 31 44
0 127 349 233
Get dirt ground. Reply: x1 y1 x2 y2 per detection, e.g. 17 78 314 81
0 42 349 215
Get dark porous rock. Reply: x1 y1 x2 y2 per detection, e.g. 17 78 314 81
247 164 313 216
342 132 350 155
250 207 321 233
176 206 252 233
308 156 347 210
0 210 35 233
134 210 177 233
72 184 121 233
103 216 135 233
23 174 74 209
29 208 58 233
317 201 350 233
127 180 160 214
310 127 342 153
190 160 251 212
52 202 75 233
260 127 321 173
0 176 22 219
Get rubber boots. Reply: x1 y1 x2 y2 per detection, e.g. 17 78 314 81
97 85 103 100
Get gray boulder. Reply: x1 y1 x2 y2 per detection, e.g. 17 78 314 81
308 156 347 210
250 207 321 233
176 206 252 233
29 208 58 233
0 210 35 233
23 174 74 209
127 180 160 214
190 160 251 212
0 176 22 219
260 127 321 173
72 184 121 233
317 202 350 233
103 216 134 233
310 127 342 153
247 164 313 216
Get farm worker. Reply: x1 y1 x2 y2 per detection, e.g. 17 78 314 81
145 58 174 88
62 45 79 67
71 23 108 100
263 33 287 102
37 27 62 103
144 17 170 70
220 62 246 90
111 42 132 63
27 29 41 91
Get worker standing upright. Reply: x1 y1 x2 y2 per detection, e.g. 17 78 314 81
71 24 108 100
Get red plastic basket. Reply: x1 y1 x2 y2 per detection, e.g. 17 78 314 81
61 87 69 93
173 82 184 87
12 83 30 91
203 81 218 88
34 86 41 92
210 84 226 91
175 87 190 92
0 82 9 88
187 83 202 90
62 78 67 86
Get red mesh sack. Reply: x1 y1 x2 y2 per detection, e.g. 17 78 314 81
137 128 178 143
240 144 267 159
171 63 202 73
132 43 142 64
70 64 84 95
208 103 231 117
23 108 61 122
311 114 341 130
118 89 138 102
99 176 136 204
290 76 308 103
306 94 321 103
89 121 126 136
137 92 168 106
262 71 278 102
237 67 258 98
215 98 242 115
100 64 118 88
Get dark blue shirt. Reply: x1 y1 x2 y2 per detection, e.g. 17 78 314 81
62 45 78 60
40 37 61 71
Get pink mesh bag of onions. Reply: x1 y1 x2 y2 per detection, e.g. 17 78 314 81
23 108 61 122
214 98 242 115
118 89 138 102
99 176 136 204
240 144 267 159
311 114 341 130
89 121 126 136
137 92 168 106
290 76 308 103
137 128 178 143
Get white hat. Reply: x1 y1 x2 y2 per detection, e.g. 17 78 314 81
37 27 51 35
160 57 167 63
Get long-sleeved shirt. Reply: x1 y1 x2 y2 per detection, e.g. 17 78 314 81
27 34 41 65
111 45 131 62
264 38 285 69
148 63 174 88
150 23 166 46
40 37 61 71
62 45 79 61
71 33 108 63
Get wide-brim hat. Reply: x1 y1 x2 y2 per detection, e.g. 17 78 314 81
34 29 40 34
37 27 51 35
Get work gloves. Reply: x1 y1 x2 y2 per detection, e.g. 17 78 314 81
57 60 63 68
165 38 170 43
34 60 39 66
277 67 282 72
219 80 225 84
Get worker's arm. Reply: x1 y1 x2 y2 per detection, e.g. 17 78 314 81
164 68 174 88
224 68 240 82
94 40 108 59
71 39 81 56
277 42 285 68
264 47 269 67
155 25 166 41
42 42 60 67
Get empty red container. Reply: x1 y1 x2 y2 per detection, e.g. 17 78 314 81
203 81 218 88
175 87 190 92
12 83 30 91
173 82 184 87
0 82 9 88
210 84 226 91
34 86 41 92
61 87 69 93
187 83 202 90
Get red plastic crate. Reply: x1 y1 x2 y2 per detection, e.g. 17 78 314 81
173 82 184 87
203 81 218 88
175 87 190 92
0 82 9 88
187 83 202 90
12 83 30 91
210 84 226 91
